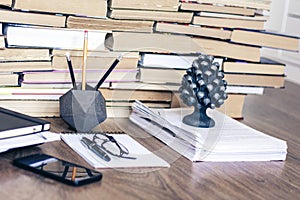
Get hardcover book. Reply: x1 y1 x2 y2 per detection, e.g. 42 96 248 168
0 107 50 139
4 25 109 51
13 0 107 18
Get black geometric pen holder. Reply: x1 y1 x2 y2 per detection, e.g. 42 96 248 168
59 84 107 132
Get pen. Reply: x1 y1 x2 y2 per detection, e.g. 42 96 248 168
38 132 48 140
80 137 111 162
94 54 123 90
65 52 76 88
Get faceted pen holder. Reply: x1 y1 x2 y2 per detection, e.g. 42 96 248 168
59 84 107 132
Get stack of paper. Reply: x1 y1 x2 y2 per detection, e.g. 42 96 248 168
129 101 287 162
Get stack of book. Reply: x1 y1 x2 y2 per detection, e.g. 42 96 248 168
0 0 165 116
101 0 298 118
0 107 60 153
0 0 299 119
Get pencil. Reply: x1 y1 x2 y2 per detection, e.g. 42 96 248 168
95 54 123 90
81 30 88 90
71 166 77 181
65 52 76 88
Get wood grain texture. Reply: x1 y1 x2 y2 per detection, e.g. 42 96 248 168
1 81 300 199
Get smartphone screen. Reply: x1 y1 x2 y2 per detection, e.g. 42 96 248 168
13 153 102 186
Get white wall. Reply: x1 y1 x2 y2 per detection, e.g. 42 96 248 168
262 0 300 85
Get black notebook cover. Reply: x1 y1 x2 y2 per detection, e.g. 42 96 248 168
0 107 50 139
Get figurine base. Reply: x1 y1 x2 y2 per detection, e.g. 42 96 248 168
182 108 215 128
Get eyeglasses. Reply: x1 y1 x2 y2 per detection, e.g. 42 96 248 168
92 132 136 160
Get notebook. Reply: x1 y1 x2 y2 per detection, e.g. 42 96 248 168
0 107 50 139
61 133 170 168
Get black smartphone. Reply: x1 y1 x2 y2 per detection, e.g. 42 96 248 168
13 153 102 186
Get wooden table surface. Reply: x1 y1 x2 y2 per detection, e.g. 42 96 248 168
1 81 300 200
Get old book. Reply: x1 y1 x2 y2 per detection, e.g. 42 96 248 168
217 94 246 119
230 29 300 51
109 0 179 11
139 67 284 88
0 73 20 86
99 88 172 102
0 87 172 103
0 8 66 27
0 100 60 117
155 22 232 40
0 107 50 139
225 86 264 95
110 81 181 91
171 92 246 119
105 32 195 53
0 61 52 72
0 88 68 100
191 0 271 10
20 81 110 89
110 81 264 95
224 73 285 88
0 35 4 49
23 69 138 84
223 58 285 75
106 101 170 108
138 67 186 84
13 0 107 18
5 25 109 51
198 12 268 21
109 9 193 23
139 53 223 69
67 16 154 33
0 0 11 7
0 48 50 61
192 38 261 62
51 51 139 70
193 16 265 30
180 2 256 16
0 100 164 118
140 53 198 69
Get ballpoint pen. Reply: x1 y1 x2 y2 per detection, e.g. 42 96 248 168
80 137 111 162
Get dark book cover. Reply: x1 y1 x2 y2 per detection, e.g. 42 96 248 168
0 107 50 139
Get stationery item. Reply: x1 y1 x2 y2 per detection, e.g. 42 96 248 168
61 133 170 168
82 30 88 90
65 52 76 88
80 137 111 162
0 107 50 139
95 54 123 90
129 101 287 162
0 131 60 153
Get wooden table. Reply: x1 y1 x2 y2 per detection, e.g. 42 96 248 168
1 81 300 200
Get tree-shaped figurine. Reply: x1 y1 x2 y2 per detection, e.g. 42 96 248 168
179 54 228 128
